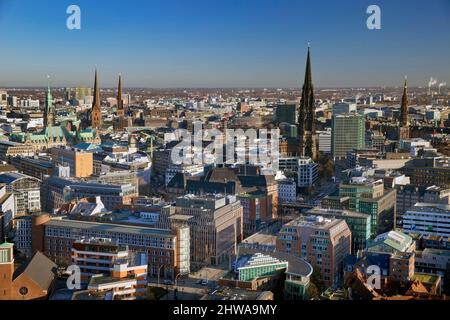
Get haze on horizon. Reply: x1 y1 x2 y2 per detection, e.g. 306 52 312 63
0 0 449 89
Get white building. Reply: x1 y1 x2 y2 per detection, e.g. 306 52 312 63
279 157 300 172
297 157 319 188
277 178 297 204
13 216 32 257
318 129 332 154
333 102 356 115
0 90 7 105
0 184 15 240
403 203 450 239
19 99 40 108
400 138 431 156
165 163 204 187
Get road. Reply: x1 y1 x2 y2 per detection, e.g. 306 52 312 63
148 266 228 300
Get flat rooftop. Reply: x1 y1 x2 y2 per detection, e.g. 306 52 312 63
46 218 174 237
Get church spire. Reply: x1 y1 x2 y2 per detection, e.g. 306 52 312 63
91 69 102 129
298 45 318 161
304 46 313 94
93 69 100 109
117 74 124 118
44 75 54 128
400 75 409 127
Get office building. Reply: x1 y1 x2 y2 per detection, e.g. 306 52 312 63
395 185 450 228
318 129 332 154
297 157 318 188
337 178 397 236
31 215 190 278
11 157 54 180
332 113 365 159
71 238 148 299
41 177 137 212
305 207 371 254
277 215 352 288
277 178 297 204
50 146 94 178
0 141 35 161
75 87 92 101
174 194 243 266
275 104 297 125
0 172 41 215
403 203 450 239
401 157 450 188
332 102 357 115
0 184 15 238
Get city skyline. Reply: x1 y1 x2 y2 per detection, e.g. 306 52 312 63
0 0 449 88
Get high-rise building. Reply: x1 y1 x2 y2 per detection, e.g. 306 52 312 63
276 215 352 288
298 47 318 162
276 104 297 125
331 113 365 159
75 87 92 101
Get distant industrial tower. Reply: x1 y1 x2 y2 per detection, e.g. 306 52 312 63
91 69 102 129
398 77 410 140
298 47 318 162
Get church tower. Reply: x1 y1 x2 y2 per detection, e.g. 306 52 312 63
399 76 410 140
0 241 14 300
44 78 54 128
116 74 125 118
91 69 102 129
298 46 318 162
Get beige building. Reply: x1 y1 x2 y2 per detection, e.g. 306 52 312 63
173 194 243 266
50 146 93 178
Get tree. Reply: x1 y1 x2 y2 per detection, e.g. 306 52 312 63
310 267 326 293
307 281 320 299
318 154 335 180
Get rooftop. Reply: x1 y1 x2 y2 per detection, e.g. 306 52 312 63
45 217 174 238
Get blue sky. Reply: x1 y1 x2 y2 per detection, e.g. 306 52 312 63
0 0 449 88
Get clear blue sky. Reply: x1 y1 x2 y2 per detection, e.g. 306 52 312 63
0 0 449 88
